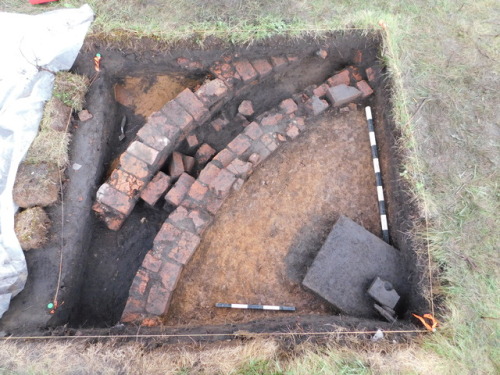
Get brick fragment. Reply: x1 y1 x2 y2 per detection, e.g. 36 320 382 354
260 113 284 127
309 96 329 116
233 59 258 83
176 57 203 70
248 153 261 165
159 260 182 291
277 133 286 142
286 124 300 139
327 69 350 87
227 158 253 179
316 49 328 59
161 100 194 132
146 282 170 315
130 268 150 296
347 65 363 82
182 154 195 173
210 61 241 87
122 296 145 315
279 98 298 115
188 180 209 201
142 250 163 272
209 168 237 197
356 80 374 98
211 116 229 132
175 88 209 122
261 133 279 152
212 149 236 168
165 172 195 206
186 134 199 151
127 141 161 167
250 59 273 77
92 202 126 231
286 55 299 63
244 121 264 140
238 100 254 117
188 209 212 233
294 117 306 131
109 169 146 198
353 50 363 64
198 162 221 186
168 152 185 179
326 84 362 107
195 79 229 107
227 134 252 156
96 183 135 217
312 84 329 98
195 143 216 167
233 178 244 191
270 56 288 71
140 171 171 206
167 230 201 265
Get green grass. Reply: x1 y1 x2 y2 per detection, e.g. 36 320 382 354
1 0 498 374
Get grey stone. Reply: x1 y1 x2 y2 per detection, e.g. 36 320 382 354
310 96 329 116
374 303 396 323
367 277 400 309
326 84 362 107
302 215 407 318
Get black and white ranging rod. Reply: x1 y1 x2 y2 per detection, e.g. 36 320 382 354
215 303 296 312
365 106 389 243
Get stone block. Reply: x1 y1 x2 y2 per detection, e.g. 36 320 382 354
164 172 195 206
233 59 258 83
109 169 146 198
279 98 298 115
244 121 264 140
140 171 171 206
195 79 229 107
356 80 374 98
238 100 254 117
168 152 185 179
302 216 407 318
327 69 350 87
326 84 362 107
251 58 273 77
367 277 400 309
195 143 216 166
227 134 252 156
175 88 208 122
309 96 329 116
127 140 162 167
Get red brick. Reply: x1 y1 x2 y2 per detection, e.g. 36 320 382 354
347 65 363 82
168 152 185 179
286 55 299 63
161 100 194 131
260 113 284 127
122 296 145 315
233 59 258 83
248 153 261 165
182 154 195 173
244 121 264 140
195 143 216 166
210 61 241 87
270 56 288 71
121 312 142 323
250 58 273 77
198 162 221 185
127 141 161 167
92 201 126 231
209 168 237 197
188 209 212 233
279 99 298 115
212 149 236 168
238 100 254 117
211 116 229 132
130 268 150 295
312 84 329 98
356 80 374 98
140 171 171 206
119 152 151 180
227 134 252 156
109 169 146 198
186 134 199 151
142 250 162 272
159 260 182 291
286 124 300 139
167 230 200 265
96 183 135 216
227 158 253 179
136 122 172 152
327 69 350 87
188 180 209 201
195 79 229 107
175 88 208 122
154 222 182 245
176 57 203 70
165 172 195 206
146 282 171 315
316 49 328 59
261 134 279 152
353 50 363 64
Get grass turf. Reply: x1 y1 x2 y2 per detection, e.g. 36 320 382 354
0 1 498 374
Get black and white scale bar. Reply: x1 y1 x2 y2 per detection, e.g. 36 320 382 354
215 303 296 312
365 106 389 243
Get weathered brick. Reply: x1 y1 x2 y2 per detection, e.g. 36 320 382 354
276 133 286 142
185 134 199 151
209 168 237 197
327 69 350 87
250 58 273 77
279 98 298 115
286 55 299 64
122 296 146 315
312 84 329 98
188 209 212 233
108 169 146 198
232 178 244 191
195 79 229 107
210 61 241 87
140 171 171 206
126 141 161 167
167 205 198 234
176 57 203 70
92 201 127 231
182 154 195 173
248 153 261 165
316 49 328 59
159 260 182 291
136 122 172 152
286 124 300 139
161 100 194 132
270 56 288 71
353 50 363 64
146 282 171 315
261 133 279 152
238 100 254 117
175 88 208 122
211 116 229 132
195 143 216 166
212 149 236 168
308 96 329 116
142 250 163 272
204 190 225 215
227 158 253 179
154 222 182 246
356 80 374 98
244 121 264 141
198 162 221 185
130 268 150 295
165 172 195 206
168 152 185 179
167 230 201 265
96 183 135 217
347 65 363 82
233 59 258 83
326 84 362 107
294 116 306 131
119 152 151 180
260 112 284 127
227 134 252 156
188 180 209 201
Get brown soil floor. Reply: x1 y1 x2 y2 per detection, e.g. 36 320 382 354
166 108 382 326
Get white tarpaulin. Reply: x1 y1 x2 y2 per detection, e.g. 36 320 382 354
0 4 93 319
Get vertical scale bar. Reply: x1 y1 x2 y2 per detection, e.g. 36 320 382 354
365 106 390 243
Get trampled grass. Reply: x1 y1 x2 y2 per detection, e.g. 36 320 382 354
0 0 498 374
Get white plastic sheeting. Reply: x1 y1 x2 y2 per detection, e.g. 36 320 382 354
0 5 93 319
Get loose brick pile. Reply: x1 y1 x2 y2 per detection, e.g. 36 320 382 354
119 63 376 324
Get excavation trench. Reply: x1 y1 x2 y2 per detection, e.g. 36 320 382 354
0 32 428 336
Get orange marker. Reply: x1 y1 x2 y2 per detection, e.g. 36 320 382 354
94 53 101 72
412 313 438 332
